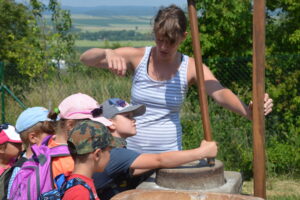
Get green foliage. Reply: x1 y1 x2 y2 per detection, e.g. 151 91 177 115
1 0 299 180
180 0 252 59
267 0 300 53
0 0 76 91
178 0 300 178
0 0 47 88
181 85 254 179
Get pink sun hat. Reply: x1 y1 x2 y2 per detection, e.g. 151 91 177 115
58 93 112 126
0 124 22 145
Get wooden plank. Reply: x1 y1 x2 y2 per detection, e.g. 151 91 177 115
252 0 266 198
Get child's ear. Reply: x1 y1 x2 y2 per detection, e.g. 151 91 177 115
107 120 116 131
0 144 6 153
28 132 39 144
65 119 76 131
93 149 102 161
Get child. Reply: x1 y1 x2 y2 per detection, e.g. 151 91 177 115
63 120 113 200
47 93 112 180
93 98 218 200
48 93 217 200
0 124 22 176
7 107 56 199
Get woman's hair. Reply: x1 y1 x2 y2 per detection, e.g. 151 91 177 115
153 4 187 44
19 121 56 148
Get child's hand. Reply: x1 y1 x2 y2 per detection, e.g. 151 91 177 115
199 140 218 158
105 49 127 76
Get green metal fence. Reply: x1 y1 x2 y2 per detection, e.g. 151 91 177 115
0 62 26 123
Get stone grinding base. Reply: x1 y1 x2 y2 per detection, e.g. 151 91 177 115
111 189 264 200
138 160 243 194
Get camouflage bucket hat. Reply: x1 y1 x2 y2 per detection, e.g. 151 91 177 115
68 120 113 155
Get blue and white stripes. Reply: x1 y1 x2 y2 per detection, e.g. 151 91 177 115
126 47 189 153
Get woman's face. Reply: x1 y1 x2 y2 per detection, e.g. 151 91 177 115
154 33 186 59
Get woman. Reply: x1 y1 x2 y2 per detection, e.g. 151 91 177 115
80 5 273 153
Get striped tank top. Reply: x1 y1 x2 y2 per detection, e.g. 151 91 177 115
126 47 189 153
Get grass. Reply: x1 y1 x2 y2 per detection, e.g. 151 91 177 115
242 177 300 200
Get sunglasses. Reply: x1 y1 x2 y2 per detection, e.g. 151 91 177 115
91 105 103 118
0 123 9 131
108 98 127 108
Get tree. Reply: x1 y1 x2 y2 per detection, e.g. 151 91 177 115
266 0 300 54
0 0 75 89
180 0 300 176
0 0 46 87
180 0 253 59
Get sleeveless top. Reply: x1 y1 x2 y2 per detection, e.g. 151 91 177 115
126 46 189 153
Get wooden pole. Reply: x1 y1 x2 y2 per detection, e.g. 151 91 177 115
187 0 213 142
253 0 266 198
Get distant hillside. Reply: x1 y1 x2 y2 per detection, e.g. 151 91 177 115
62 6 159 16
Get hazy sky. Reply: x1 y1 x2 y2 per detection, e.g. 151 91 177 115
18 0 185 7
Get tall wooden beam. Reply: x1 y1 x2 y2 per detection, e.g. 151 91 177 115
252 0 266 198
187 0 213 143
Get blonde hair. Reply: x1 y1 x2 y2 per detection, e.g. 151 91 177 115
153 5 187 44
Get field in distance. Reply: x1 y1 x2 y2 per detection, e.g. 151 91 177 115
71 14 154 51
75 40 155 53
72 14 153 33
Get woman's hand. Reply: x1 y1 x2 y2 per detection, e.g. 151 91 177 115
248 93 274 120
105 49 127 76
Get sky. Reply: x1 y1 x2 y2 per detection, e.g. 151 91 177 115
18 0 185 7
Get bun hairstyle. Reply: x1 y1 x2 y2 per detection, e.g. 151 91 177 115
47 108 59 121
153 4 187 44
48 108 86 132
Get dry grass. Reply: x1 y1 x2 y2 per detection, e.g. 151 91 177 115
242 177 300 199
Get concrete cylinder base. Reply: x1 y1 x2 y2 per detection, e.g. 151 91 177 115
137 160 243 194
156 160 225 190
111 189 264 200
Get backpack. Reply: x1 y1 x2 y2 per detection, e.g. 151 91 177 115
39 174 96 200
0 155 27 200
9 135 70 200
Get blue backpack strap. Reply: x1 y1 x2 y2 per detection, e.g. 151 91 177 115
60 178 96 200
54 174 66 189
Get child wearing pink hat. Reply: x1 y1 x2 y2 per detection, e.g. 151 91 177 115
47 93 112 181
0 124 22 176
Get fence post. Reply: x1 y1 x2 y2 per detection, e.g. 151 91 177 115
0 62 5 123
0 62 26 123
252 0 266 198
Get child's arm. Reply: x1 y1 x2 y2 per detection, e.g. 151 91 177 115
130 140 217 176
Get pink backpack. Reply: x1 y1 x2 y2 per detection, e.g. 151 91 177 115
9 135 70 200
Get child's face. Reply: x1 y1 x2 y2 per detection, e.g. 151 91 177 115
4 142 22 160
96 147 111 172
112 112 136 138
